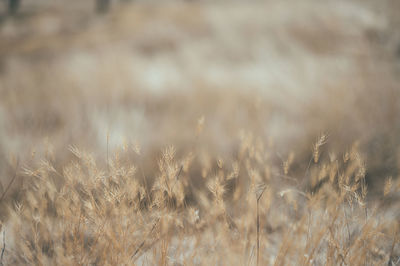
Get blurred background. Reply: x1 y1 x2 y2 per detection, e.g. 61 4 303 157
0 0 399 195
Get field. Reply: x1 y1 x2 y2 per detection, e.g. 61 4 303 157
0 0 399 265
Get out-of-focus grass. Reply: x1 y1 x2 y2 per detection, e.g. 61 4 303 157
0 1 399 265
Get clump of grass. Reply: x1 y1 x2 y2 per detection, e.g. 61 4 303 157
0 131 397 265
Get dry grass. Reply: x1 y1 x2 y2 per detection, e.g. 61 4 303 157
0 0 400 265
1 132 399 265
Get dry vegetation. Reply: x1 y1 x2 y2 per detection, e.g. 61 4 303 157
0 0 400 265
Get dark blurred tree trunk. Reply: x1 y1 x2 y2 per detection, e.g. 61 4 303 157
96 0 110 13
8 0 21 15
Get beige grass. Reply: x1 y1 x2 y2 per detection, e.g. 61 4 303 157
0 0 399 265
0 134 399 265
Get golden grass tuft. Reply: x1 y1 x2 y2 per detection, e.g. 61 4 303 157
0 132 398 265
